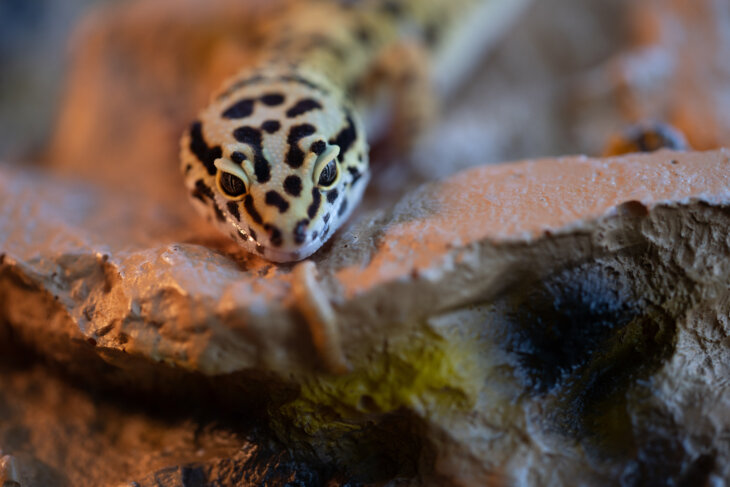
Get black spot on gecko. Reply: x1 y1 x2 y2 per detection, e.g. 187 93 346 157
233 126 271 182
238 229 248 240
338 0 363 9
256 243 265 254
272 35 294 52
338 197 348 217
217 74 265 100
231 151 246 164
213 204 226 223
227 201 241 221
260 93 285 106
289 124 317 140
286 124 317 168
189 122 222 176
244 194 263 224
307 187 321 219
424 22 441 48
222 98 255 119
355 25 373 45
253 158 272 182
346 79 363 99
326 188 339 203
261 120 281 134
347 166 363 185
310 140 326 155
264 224 283 247
323 213 330 224
192 179 215 202
283 175 303 197
233 126 261 146
265 191 290 213
329 113 357 156
277 75 330 96
249 227 258 241
184 164 192 174
294 219 309 244
312 231 319 240
381 0 404 17
286 98 323 118
327 44 348 62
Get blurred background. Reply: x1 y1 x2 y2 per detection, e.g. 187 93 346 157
0 0 635 204
0 0 116 159
1 1 730 485
2 0 728 190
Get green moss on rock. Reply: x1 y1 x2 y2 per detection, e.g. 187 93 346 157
270 328 480 478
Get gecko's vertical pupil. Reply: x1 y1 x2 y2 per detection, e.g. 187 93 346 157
318 159 338 187
220 172 246 197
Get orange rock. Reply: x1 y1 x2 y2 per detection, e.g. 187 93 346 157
3 143 730 483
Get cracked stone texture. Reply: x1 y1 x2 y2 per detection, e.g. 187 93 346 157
2 0 730 485
3 149 730 485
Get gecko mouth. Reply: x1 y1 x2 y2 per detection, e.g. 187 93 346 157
227 215 326 263
216 167 368 263
261 239 325 263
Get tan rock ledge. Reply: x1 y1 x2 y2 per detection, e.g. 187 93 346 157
2 148 730 484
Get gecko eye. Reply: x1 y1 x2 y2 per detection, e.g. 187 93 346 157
318 159 338 187
215 158 249 200
220 172 246 197
313 144 341 189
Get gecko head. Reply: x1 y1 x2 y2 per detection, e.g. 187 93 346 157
181 70 370 263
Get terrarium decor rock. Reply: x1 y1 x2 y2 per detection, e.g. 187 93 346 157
3 149 730 485
2 0 730 485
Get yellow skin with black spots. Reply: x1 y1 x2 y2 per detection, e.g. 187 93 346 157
180 0 513 262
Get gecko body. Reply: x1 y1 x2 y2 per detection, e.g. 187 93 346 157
181 0 528 262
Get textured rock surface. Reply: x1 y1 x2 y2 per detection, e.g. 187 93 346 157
3 150 728 377
2 0 730 485
0 358 327 486
3 149 730 485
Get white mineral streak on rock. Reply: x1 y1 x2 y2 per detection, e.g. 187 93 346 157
2 148 730 484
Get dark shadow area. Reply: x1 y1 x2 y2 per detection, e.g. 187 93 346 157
490 258 652 394
0 300 426 486
486 249 689 484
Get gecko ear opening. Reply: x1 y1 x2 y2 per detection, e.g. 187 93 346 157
313 144 341 189
215 158 249 200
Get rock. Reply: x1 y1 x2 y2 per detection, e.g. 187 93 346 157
44 0 294 202
3 0 730 484
2 148 730 484
0 453 21 487
0 359 321 487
